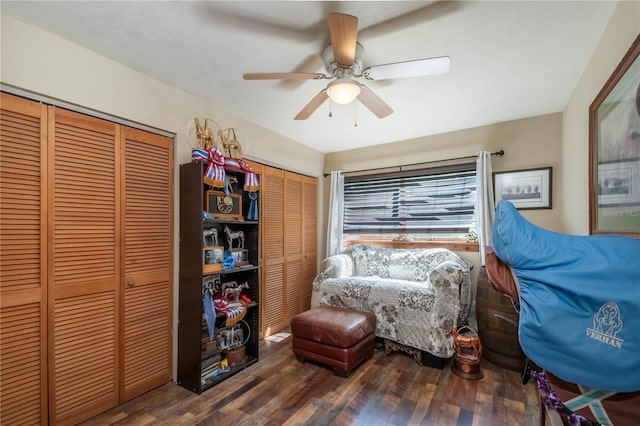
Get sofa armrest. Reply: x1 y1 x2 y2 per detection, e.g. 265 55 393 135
428 259 472 325
320 254 354 278
428 260 467 289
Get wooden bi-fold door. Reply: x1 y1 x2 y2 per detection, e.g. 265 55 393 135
301 175 318 311
0 93 173 425
119 126 173 403
260 165 317 338
0 93 48 426
285 173 304 323
47 107 120 425
262 167 286 335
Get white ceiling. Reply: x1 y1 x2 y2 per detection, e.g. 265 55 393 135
1 1 617 153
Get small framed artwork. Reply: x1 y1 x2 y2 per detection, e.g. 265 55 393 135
493 167 552 210
229 248 249 267
205 190 243 221
589 35 640 236
203 246 224 274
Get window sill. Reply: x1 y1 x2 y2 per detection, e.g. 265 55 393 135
343 238 479 252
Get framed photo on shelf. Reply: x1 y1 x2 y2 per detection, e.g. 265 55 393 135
229 248 249 267
493 167 552 210
205 190 243 221
203 246 224 274
589 35 640 236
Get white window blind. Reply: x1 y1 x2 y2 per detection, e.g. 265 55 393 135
343 163 477 236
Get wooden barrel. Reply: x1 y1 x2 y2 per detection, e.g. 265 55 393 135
476 266 526 372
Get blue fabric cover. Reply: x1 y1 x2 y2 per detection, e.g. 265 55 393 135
492 200 640 392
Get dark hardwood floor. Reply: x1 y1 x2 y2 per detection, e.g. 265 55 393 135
81 334 540 425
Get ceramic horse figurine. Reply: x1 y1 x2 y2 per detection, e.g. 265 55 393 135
202 228 218 247
222 281 249 305
224 225 245 249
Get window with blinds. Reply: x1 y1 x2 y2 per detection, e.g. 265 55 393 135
343 163 477 238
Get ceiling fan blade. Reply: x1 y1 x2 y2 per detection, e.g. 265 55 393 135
328 13 358 67
243 72 327 80
294 89 328 120
362 56 450 81
357 86 393 118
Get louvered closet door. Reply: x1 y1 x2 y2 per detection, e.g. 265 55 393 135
120 126 173 402
302 176 318 311
262 168 286 336
285 174 304 322
0 93 48 425
241 161 264 334
48 107 119 425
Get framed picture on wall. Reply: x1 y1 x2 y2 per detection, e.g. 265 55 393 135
589 35 640 237
493 167 552 210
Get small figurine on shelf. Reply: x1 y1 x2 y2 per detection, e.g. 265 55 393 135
202 228 218 247
466 221 478 243
222 281 249 307
224 225 245 249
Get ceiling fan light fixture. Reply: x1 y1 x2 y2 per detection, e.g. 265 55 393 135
327 78 361 104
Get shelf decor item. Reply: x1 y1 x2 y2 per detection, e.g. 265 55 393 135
229 248 249 267
221 281 249 307
223 345 247 367
202 228 218 247
187 117 259 193
205 190 243 221
589 35 640 236
450 325 483 380
203 246 224 274
224 225 245 248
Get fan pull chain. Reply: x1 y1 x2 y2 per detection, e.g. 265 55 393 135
329 98 333 118
354 102 358 127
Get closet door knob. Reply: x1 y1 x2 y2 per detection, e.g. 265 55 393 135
127 277 136 287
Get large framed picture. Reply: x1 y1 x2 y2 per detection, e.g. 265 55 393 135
493 167 552 210
589 35 640 236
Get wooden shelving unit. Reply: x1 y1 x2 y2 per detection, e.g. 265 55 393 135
177 161 260 394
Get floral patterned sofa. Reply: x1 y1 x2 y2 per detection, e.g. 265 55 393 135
311 244 472 365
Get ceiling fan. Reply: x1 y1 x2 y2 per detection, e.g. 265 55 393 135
243 12 450 120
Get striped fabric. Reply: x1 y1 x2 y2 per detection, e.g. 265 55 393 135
193 149 260 192
191 148 209 162
191 148 226 188
243 172 260 192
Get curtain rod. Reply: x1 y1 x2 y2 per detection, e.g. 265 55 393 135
323 149 504 177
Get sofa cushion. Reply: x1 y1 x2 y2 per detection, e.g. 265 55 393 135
321 254 354 278
388 250 422 281
348 244 369 276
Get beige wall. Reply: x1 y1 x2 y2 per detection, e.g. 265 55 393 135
325 111 564 235
0 15 325 176
1 14 325 379
562 1 640 234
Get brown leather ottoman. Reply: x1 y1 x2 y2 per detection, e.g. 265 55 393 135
290 306 376 377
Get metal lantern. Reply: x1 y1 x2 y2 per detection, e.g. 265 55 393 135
451 325 484 380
